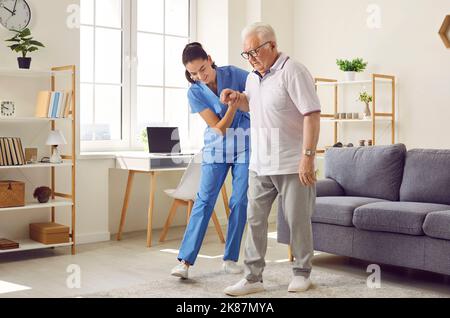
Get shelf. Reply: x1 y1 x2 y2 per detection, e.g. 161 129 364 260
0 68 73 78
0 161 73 170
0 239 73 254
315 79 393 87
0 64 76 255
321 118 393 123
0 199 73 213
0 117 73 122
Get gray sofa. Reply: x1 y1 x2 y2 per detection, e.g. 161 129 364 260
277 144 450 276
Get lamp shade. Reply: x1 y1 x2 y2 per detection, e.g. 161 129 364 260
46 130 67 146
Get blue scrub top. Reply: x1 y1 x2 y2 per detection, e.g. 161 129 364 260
187 65 250 163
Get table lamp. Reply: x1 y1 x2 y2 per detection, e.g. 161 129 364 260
46 130 67 163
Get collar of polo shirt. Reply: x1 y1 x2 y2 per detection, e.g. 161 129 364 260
253 53 290 79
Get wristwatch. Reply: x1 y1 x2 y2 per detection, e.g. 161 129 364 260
303 149 316 157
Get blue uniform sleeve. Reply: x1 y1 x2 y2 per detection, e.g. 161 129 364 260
231 66 249 93
187 87 208 114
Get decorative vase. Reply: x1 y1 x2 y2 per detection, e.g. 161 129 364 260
33 186 51 203
18 57 32 69
344 71 356 81
363 102 372 119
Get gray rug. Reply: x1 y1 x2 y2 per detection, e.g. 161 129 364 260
82 262 445 298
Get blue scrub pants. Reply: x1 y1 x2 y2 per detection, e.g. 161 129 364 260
177 162 249 265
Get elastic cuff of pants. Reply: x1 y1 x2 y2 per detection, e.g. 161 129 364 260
245 275 263 284
293 271 311 279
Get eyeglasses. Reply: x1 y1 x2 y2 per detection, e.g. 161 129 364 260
241 41 271 60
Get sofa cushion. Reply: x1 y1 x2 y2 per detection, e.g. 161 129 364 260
325 144 406 201
400 149 450 205
353 202 450 236
313 197 386 227
316 178 345 197
423 211 450 241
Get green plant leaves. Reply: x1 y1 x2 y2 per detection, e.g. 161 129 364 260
4 28 44 58
336 58 368 72
358 91 373 103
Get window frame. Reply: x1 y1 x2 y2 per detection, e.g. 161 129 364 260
80 0 197 152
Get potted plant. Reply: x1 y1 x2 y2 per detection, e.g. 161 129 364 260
358 91 373 119
336 58 368 81
5 28 45 69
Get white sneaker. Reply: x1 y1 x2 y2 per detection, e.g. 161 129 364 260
171 262 189 279
288 276 312 292
222 261 244 274
224 278 265 296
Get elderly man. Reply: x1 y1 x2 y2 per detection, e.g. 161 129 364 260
221 23 321 296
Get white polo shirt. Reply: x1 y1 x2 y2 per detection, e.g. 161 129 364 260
245 53 321 176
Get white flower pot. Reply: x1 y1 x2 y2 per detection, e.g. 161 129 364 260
343 71 356 81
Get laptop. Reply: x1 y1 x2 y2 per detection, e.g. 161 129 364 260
146 127 194 156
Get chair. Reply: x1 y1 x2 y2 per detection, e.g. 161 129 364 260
159 152 226 243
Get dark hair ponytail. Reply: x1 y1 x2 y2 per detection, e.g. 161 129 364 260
182 42 217 84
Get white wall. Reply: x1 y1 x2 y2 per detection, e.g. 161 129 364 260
294 0 450 149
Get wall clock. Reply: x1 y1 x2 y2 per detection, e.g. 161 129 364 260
0 0 31 31
1 101 15 118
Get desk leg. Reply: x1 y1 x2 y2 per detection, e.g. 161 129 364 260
147 172 156 247
117 170 135 241
187 200 193 224
211 210 225 243
288 245 294 262
221 185 230 219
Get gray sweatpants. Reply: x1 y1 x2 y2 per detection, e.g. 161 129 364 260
244 170 315 283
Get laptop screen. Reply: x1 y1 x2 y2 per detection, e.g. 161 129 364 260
147 127 181 154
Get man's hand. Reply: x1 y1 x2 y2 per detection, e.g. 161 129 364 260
220 89 239 105
299 156 317 187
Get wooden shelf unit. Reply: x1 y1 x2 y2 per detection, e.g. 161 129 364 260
315 73 396 154
0 65 77 255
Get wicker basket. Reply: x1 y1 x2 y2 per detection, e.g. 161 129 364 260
0 181 25 208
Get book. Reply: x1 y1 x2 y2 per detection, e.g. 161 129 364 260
59 92 68 118
12 138 25 165
0 238 19 250
0 138 7 165
0 140 3 166
48 92 56 117
63 91 73 118
17 139 26 164
35 91 52 118
51 92 60 118
7 138 17 165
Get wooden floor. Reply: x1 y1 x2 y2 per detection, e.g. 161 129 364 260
0 224 449 298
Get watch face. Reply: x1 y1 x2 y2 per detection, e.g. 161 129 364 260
1 101 15 117
0 0 31 31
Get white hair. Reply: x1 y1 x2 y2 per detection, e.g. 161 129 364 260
241 22 277 44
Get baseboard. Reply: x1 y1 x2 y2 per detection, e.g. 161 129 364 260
76 232 111 245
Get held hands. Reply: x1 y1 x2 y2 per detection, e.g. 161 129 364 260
220 89 241 110
299 156 317 187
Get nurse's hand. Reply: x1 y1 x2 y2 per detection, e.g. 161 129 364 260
220 89 239 105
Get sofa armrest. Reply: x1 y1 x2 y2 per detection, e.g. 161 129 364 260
317 178 345 197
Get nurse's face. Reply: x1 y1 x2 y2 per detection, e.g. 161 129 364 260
185 57 216 85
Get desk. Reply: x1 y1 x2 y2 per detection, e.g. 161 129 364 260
114 152 230 247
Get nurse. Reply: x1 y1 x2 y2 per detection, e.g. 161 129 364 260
171 42 250 279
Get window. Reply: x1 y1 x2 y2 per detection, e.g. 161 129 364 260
80 0 203 151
